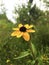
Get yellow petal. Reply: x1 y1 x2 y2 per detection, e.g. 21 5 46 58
18 24 23 28
24 24 34 29
11 31 18 36
29 25 34 28
13 28 19 30
24 24 29 29
16 31 23 38
27 29 35 33
11 30 23 38
23 32 30 41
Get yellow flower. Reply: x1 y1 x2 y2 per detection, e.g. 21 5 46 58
41 54 48 61
6 59 10 63
11 24 35 41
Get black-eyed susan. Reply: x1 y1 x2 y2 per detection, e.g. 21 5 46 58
11 24 35 41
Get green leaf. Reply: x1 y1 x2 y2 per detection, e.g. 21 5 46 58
14 51 30 60
31 60 36 65
31 43 37 56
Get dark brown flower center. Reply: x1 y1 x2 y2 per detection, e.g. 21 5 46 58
20 26 26 32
